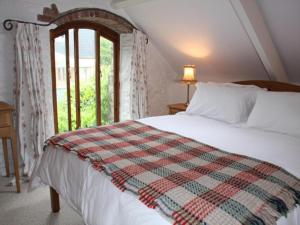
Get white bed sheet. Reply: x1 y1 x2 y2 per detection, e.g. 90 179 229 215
33 114 300 225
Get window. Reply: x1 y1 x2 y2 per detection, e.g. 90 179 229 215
50 22 120 133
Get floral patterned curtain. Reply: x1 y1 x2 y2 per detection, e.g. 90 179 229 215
14 24 49 177
130 29 148 119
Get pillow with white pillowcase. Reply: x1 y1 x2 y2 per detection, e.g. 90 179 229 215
209 82 266 90
186 82 264 123
247 91 300 137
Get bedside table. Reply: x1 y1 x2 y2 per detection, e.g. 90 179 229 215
168 103 187 115
0 102 21 192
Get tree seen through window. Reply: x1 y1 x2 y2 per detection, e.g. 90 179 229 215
52 23 119 133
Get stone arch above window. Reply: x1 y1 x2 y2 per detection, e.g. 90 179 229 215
37 4 135 33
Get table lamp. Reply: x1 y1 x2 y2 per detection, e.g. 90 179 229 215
182 65 197 105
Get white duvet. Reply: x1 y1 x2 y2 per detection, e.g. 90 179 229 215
32 114 300 225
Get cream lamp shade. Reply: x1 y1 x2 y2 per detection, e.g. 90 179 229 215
182 65 197 83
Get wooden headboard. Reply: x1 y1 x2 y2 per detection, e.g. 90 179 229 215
234 80 300 92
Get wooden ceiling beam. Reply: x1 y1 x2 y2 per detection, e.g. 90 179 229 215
230 0 288 82
112 0 154 9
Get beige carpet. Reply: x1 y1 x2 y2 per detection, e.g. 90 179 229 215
0 176 84 225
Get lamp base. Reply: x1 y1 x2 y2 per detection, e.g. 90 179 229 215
186 84 190 105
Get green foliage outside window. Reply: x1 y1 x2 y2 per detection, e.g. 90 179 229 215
57 38 114 133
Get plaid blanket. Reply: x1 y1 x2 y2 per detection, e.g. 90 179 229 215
46 120 300 225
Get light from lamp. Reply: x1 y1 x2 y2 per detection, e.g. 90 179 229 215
182 65 196 83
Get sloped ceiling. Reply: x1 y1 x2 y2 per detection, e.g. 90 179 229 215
115 0 300 82
121 0 269 82
257 0 300 82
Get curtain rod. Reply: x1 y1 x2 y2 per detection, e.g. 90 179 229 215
3 19 54 31
2 7 139 31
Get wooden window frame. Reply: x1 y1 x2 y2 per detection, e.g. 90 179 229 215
50 21 120 134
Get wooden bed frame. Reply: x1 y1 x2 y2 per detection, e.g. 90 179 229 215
49 80 300 213
234 80 300 92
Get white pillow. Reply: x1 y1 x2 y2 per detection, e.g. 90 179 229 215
186 82 264 123
247 91 300 137
209 82 266 90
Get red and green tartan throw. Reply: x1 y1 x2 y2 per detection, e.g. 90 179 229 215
45 120 300 225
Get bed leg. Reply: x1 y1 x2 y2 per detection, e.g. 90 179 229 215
50 187 60 213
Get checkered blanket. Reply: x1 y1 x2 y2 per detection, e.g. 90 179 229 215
46 120 300 225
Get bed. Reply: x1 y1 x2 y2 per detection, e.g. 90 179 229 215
32 80 300 225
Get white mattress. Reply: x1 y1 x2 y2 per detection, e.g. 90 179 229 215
32 114 300 225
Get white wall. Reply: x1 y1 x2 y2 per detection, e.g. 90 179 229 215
0 0 175 174
147 41 176 115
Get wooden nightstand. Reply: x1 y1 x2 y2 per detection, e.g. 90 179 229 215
168 103 187 115
0 102 20 192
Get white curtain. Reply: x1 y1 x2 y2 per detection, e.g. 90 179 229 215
120 33 133 121
14 24 48 177
129 29 148 119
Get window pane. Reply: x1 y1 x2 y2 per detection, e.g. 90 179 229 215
79 29 96 128
55 35 68 133
69 29 76 130
100 37 114 125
